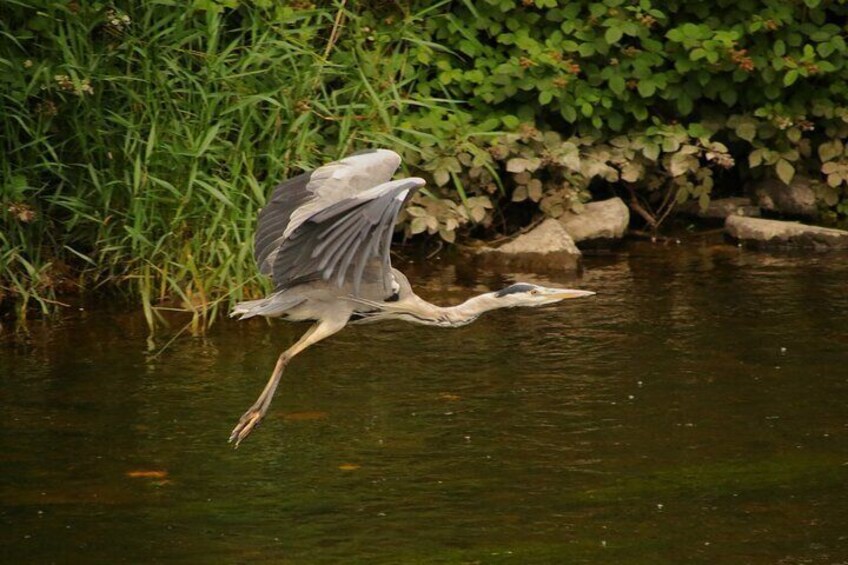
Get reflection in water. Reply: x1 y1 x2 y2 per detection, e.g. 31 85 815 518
2 243 848 562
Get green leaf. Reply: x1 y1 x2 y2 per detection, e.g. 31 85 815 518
818 140 844 162
669 152 691 176
637 79 656 97
821 162 840 175
434 168 450 187
506 158 530 173
410 217 429 235
720 88 737 107
666 29 684 42
502 115 520 129
511 185 529 202
817 42 835 58
784 69 799 87
609 75 626 95
690 48 707 61
578 42 596 57
633 105 648 121
677 93 693 115
642 142 660 161
786 127 802 143
605 26 623 44
736 122 757 142
776 158 795 185
608 111 625 131
764 83 782 100
439 229 456 243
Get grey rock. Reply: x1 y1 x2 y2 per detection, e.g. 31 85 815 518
678 197 761 219
478 218 581 271
752 177 818 217
725 215 848 249
559 197 629 242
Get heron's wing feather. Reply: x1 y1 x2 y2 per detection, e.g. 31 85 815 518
271 178 424 294
254 171 313 277
254 149 402 276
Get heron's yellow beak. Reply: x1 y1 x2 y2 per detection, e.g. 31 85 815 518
548 289 596 300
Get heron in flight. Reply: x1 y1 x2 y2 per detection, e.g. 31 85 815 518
229 149 594 446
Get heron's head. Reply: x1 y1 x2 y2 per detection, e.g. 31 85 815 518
492 282 595 308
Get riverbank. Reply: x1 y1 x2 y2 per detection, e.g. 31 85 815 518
4 213 846 339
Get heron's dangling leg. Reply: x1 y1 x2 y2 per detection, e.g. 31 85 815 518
229 318 346 447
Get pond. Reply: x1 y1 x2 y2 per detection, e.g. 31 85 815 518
2 240 848 563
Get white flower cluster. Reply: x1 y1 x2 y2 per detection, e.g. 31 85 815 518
105 8 131 33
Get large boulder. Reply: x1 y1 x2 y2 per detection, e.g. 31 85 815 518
559 197 629 242
725 215 848 249
477 218 581 271
678 196 761 219
752 177 818 218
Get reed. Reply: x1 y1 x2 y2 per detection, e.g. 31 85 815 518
1 1 451 330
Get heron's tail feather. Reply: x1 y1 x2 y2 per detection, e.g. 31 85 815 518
230 293 305 320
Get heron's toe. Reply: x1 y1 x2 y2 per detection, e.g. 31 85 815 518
229 409 263 448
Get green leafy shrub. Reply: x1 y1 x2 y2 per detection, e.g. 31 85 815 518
405 0 848 224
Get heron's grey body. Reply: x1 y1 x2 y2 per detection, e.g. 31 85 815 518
228 149 594 446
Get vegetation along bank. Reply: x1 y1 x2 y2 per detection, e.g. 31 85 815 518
3 1 848 323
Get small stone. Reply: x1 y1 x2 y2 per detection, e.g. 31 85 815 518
725 215 848 249
477 218 581 271
751 177 818 218
560 197 630 242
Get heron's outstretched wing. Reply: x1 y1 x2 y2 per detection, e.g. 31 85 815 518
254 149 402 278
271 177 425 294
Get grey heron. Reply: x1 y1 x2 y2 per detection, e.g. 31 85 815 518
229 149 595 446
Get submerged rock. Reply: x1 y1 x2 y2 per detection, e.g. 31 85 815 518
752 177 817 218
559 197 629 242
477 218 581 271
678 197 761 219
725 215 848 249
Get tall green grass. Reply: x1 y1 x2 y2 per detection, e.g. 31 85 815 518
0 1 452 329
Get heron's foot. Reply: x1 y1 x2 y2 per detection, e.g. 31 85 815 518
229 406 265 448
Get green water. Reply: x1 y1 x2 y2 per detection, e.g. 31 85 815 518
2 242 848 563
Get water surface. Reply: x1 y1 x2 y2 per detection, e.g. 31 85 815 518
2 242 848 563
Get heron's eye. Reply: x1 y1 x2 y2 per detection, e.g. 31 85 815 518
529 289 539 295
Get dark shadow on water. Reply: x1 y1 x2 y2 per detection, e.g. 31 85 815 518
2 242 848 563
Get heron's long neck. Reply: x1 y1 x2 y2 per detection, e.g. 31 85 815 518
392 292 504 327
